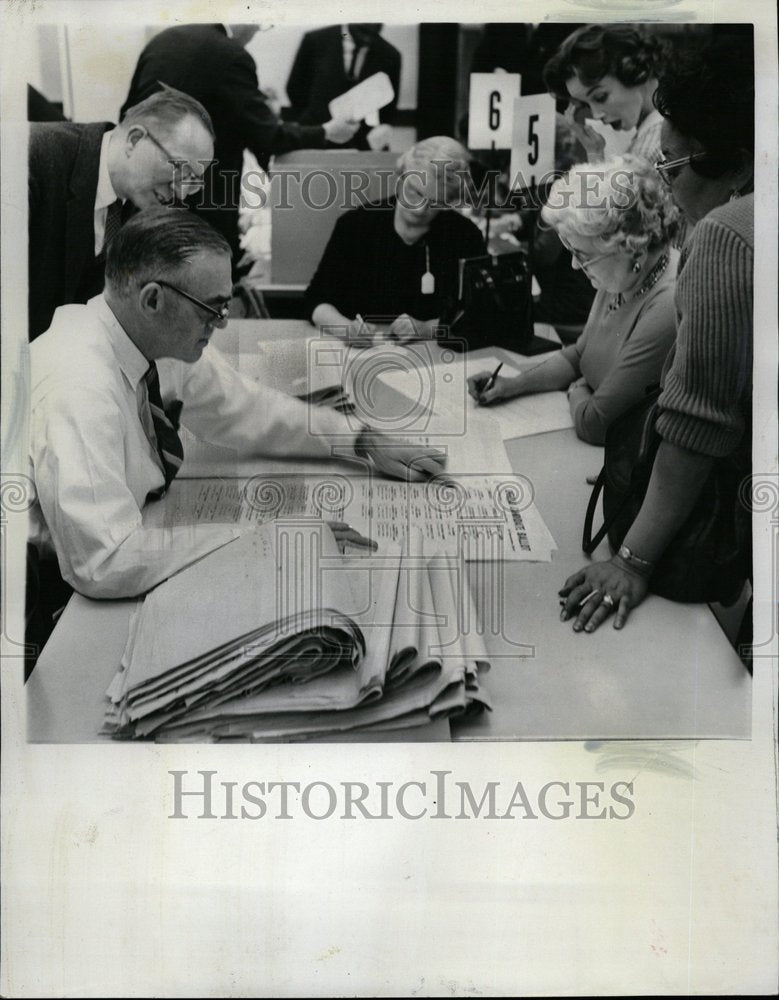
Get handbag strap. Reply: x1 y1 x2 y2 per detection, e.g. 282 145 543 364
582 465 639 555
582 467 608 554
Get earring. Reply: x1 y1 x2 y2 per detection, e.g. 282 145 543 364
729 189 742 202
632 258 642 273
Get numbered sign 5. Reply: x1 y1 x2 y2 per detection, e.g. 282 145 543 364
468 73 521 150
510 94 556 190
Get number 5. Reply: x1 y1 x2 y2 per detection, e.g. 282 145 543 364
527 114 539 165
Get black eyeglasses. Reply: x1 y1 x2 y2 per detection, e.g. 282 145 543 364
654 153 708 186
143 128 206 192
154 280 230 322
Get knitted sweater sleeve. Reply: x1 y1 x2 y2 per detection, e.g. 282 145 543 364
656 210 753 457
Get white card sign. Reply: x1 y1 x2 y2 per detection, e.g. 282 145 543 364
509 94 556 190
467 73 520 149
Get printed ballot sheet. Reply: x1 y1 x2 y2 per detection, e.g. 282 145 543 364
151 475 556 562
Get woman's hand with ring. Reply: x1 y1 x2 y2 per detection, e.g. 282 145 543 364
559 558 649 633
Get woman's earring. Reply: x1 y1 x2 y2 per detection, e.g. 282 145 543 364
729 188 742 202
632 258 642 273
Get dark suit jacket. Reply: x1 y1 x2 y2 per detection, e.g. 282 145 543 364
121 23 327 261
28 121 112 341
286 26 401 149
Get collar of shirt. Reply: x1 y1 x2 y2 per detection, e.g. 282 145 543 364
90 294 150 392
95 129 118 213
341 26 354 69
93 130 119 256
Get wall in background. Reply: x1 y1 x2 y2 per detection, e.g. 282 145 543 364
246 24 419 110
32 23 419 124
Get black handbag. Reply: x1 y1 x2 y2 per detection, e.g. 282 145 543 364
582 387 751 604
440 252 554 354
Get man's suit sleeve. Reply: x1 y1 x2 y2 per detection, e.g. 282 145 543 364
219 45 326 162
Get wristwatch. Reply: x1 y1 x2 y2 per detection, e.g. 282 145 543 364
617 544 655 574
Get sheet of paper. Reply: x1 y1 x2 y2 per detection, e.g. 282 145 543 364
328 71 394 121
377 354 574 442
154 476 555 562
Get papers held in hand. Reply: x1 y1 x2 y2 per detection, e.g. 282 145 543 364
328 72 395 123
104 522 491 741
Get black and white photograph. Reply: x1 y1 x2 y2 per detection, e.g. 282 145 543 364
1 0 777 995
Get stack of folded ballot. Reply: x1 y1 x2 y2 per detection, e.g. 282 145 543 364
104 522 491 741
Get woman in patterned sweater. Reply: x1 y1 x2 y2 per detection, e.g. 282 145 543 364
559 36 754 633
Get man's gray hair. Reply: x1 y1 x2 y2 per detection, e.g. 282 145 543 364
121 83 215 141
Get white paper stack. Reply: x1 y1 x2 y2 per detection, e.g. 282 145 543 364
104 524 491 742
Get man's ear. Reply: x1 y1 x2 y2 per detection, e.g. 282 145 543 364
139 282 162 316
124 124 145 156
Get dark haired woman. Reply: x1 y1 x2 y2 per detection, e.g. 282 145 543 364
544 24 668 164
558 36 754 635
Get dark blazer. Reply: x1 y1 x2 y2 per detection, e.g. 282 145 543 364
286 26 401 148
28 121 113 341
121 23 327 261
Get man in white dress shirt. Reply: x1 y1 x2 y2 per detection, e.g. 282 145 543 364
29 208 444 607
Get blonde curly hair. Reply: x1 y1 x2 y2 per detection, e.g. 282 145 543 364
395 136 471 203
540 154 680 254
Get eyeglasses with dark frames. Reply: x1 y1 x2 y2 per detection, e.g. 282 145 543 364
143 128 206 191
154 280 230 322
654 152 708 186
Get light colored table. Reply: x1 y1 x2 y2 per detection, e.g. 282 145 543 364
26 320 751 742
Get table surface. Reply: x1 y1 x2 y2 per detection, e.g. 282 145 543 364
26 320 751 743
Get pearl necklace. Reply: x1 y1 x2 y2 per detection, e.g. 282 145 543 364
608 253 670 312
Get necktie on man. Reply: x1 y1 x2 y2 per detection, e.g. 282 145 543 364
143 362 184 499
99 199 123 261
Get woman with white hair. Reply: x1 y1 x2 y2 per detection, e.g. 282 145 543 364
468 154 680 445
305 136 484 345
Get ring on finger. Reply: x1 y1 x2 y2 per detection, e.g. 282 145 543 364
602 593 615 609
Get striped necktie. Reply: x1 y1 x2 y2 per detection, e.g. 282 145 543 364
143 362 184 498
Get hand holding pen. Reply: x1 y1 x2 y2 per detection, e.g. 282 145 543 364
348 313 377 348
466 362 518 406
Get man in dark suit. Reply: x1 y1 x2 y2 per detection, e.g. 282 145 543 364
120 23 359 268
29 86 214 341
286 24 402 149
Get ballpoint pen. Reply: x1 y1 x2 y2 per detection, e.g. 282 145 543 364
481 361 503 396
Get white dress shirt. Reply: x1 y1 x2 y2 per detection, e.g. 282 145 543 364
29 295 359 599
93 130 119 257
341 25 368 80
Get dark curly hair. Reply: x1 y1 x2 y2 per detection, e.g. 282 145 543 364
544 24 668 103
653 35 754 178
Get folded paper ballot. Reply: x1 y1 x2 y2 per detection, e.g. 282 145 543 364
104 523 491 741
328 71 394 123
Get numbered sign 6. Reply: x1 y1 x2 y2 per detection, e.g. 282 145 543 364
510 94 556 190
467 73 521 150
